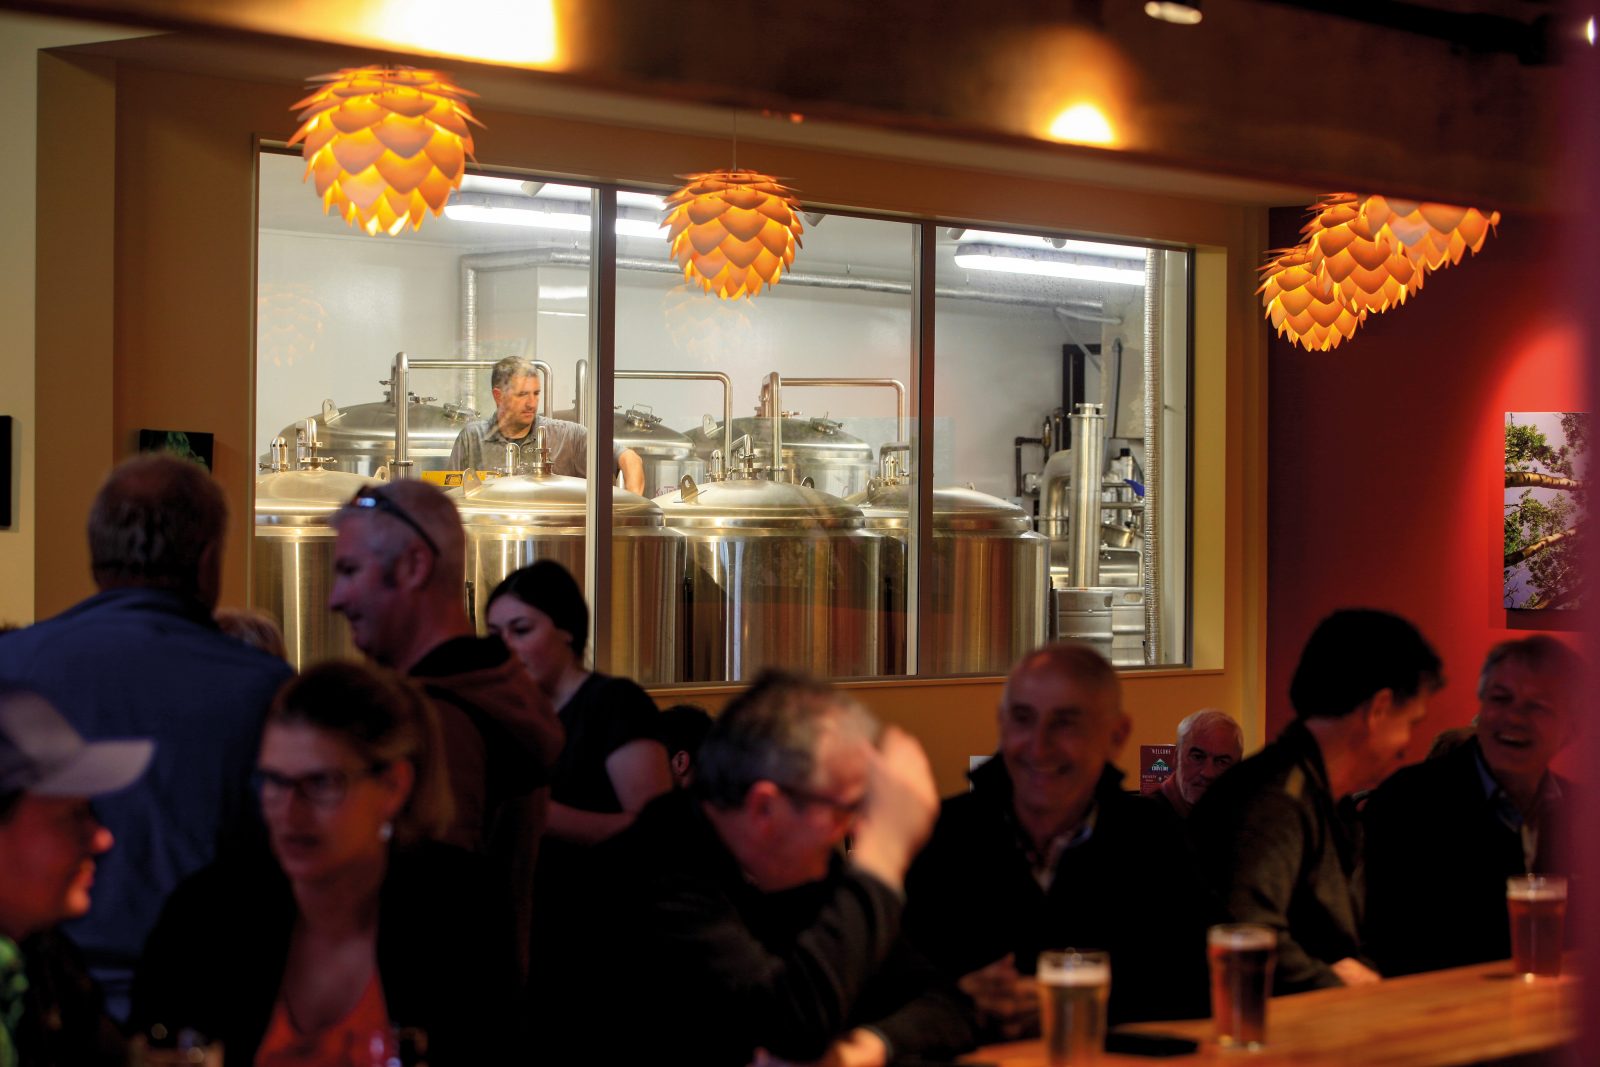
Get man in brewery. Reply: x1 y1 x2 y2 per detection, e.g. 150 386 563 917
0 454 291 1022
902 642 1208 1040
1189 608 1442 993
0 688 153 1066
1363 635 1582 976
327 478 563 978
1148 707 1244 822
578 670 973 1067
447 356 646 493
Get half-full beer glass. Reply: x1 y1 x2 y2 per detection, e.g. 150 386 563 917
1036 949 1110 1066
1208 924 1276 1050
1507 875 1566 979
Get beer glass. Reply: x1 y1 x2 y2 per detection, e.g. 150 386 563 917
1507 875 1566 979
1208 924 1276 1050
1036 949 1110 1066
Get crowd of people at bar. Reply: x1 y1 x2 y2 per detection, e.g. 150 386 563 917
0 454 1582 1066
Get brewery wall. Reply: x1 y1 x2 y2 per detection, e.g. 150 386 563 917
32 55 1265 794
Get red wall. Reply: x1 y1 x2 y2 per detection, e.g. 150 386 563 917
1264 208 1586 756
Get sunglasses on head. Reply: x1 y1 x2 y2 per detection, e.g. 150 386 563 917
345 488 440 557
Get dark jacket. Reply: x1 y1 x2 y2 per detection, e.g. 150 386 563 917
579 790 975 1067
129 842 521 1066
903 757 1209 1028
1188 719 1369 993
1363 737 1571 976
11 931 124 1067
409 634 563 978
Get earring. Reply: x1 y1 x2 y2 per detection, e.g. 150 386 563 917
379 821 394 843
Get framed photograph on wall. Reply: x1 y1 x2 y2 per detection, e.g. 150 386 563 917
1504 412 1587 611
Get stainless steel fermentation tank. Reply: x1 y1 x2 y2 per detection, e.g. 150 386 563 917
253 462 377 668
268 358 553 477
450 470 684 686
848 475 1049 676
655 471 884 683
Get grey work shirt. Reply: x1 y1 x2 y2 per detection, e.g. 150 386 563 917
447 414 624 477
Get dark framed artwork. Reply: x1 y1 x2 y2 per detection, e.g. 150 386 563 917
0 415 12 528
137 429 215 471
1504 412 1587 612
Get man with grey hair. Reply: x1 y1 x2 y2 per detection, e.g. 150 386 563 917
1152 707 1243 820
1364 635 1584 975
903 642 1209 1038
0 454 290 1021
578 670 972 1067
446 356 645 493
328 478 562 977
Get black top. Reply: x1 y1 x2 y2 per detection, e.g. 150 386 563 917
903 757 1209 1028
1188 719 1370 993
12 931 124 1067
550 671 661 812
573 791 975 1067
1362 737 1571 976
130 842 521 1066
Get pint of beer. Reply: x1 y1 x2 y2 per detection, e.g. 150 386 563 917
1036 949 1110 1066
1507 875 1566 979
1207 924 1276 1050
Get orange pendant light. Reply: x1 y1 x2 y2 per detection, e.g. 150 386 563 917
1260 193 1499 352
662 169 805 299
288 66 481 237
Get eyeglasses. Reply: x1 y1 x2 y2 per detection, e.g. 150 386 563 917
345 488 440 557
778 782 866 825
254 764 387 808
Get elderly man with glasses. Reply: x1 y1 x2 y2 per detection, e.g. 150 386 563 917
571 670 973 1067
328 479 562 980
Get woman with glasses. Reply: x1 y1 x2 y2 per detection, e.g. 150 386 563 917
131 662 518 1065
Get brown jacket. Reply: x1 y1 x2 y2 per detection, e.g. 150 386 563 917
410 635 563 978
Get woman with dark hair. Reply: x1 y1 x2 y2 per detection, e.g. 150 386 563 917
485 559 671 845
131 662 518 1065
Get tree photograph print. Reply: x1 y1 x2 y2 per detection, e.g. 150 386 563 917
1504 411 1587 611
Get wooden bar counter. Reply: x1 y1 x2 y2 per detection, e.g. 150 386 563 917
965 961 1575 1066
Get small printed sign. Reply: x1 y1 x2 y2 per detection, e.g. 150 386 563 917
1139 743 1177 796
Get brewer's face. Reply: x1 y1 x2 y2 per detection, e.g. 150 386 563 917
493 374 540 439
257 722 406 885
765 720 870 891
1476 658 1572 783
1175 720 1242 805
0 795 112 938
998 663 1128 825
486 596 575 695
328 518 403 665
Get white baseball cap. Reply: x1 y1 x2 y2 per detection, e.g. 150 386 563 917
0 690 153 799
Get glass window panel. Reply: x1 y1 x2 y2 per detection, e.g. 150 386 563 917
614 205 917 683
252 153 599 668
934 228 1190 668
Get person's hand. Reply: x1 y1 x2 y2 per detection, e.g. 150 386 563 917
748 1030 888 1067
849 726 939 891
1330 957 1382 986
959 954 1041 1041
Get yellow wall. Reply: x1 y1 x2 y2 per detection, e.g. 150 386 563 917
0 14 148 628
32 56 1268 796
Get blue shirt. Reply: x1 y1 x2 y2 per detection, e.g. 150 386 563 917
0 588 291 1020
